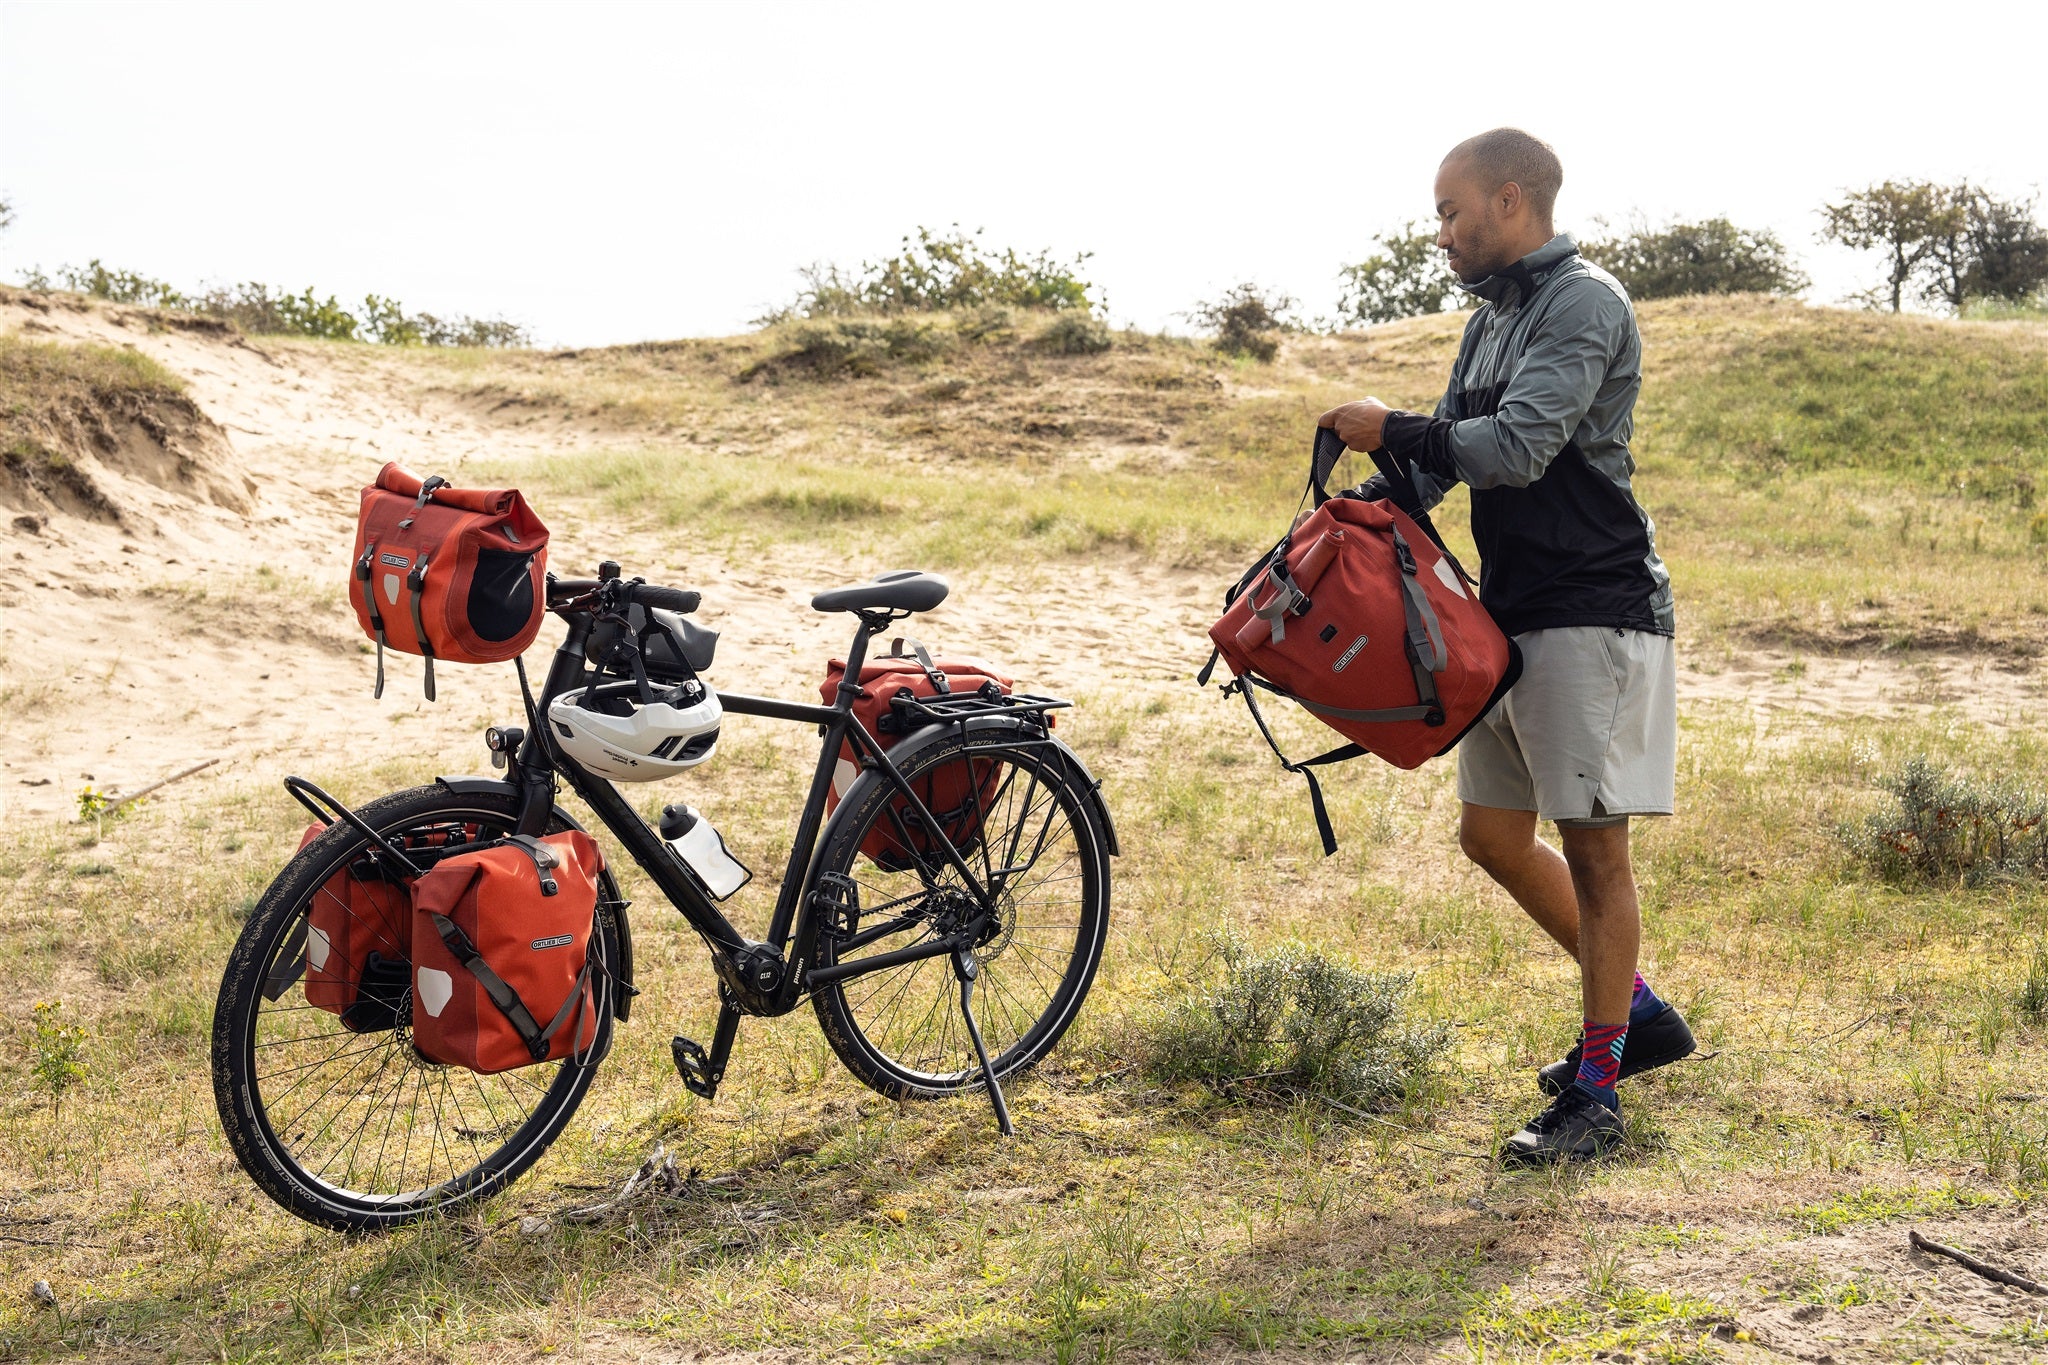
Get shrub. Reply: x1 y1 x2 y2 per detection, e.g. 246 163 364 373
1845 757 2048 886
749 316 954 380
763 226 1099 322
1142 933 1445 1109
1034 312 1112 356
1581 215 1809 300
1186 283 1296 362
1335 222 1469 325
27 1000 87 1119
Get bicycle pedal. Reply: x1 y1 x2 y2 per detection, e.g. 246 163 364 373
671 1035 721 1100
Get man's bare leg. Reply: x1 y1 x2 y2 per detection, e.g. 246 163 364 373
1557 823 1638 1027
1458 803 1581 959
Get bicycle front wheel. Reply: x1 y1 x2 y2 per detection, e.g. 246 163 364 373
811 729 1110 1099
211 784 621 1232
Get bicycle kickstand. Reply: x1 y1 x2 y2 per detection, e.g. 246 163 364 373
953 948 1014 1137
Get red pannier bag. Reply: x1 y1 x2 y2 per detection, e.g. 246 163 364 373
349 462 550 700
408 831 603 1074
1202 429 1520 854
820 641 1019 871
293 824 412 1032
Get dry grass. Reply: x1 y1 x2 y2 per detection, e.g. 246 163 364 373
2 298 2046 1361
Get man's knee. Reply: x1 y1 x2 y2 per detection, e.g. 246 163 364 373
1559 823 1636 906
1459 804 1538 873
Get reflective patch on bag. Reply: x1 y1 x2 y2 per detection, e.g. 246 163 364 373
1433 558 1465 597
307 924 332 971
416 966 454 1018
1333 636 1369 672
383 573 401 605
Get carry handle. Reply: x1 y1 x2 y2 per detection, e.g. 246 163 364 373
1311 425 1425 519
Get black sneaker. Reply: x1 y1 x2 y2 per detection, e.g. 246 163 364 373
1536 1003 1696 1096
1500 1086 1627 1166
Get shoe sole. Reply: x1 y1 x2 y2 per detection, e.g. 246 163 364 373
1500 1137 1625 1168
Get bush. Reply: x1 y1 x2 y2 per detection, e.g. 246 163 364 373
1186 283 1296 362
15 261 529 347
1845 757 2048 886
764 226 1098 322
1581 216 1808 300
1142 933 1445 1109
747 316 954 380
1335 222 1468 325
1033 312 1112 355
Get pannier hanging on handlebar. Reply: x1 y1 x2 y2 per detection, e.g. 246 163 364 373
1199 428 1521 855
821 641 1023 872
349 462 550 700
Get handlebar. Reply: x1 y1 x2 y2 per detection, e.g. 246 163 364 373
546 574 700 615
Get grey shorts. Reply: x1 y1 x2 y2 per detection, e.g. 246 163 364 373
1456 626 1677 826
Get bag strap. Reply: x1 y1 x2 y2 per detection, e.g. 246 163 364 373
355 541 389 700
1195 532 1290 687
428 911 551 1060
406 552 436 701
398 475 449 529
1225 675 1364 857
889 637 950 694
504 834 561 896
1311 426 1477 588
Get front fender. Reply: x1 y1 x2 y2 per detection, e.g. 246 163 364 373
434 775 637 1021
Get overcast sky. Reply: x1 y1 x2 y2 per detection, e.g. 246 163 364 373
2 1 2042 346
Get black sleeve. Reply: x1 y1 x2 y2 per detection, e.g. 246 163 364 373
1380 409 1459 483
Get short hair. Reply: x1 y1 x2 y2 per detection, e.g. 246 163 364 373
1446 128 1563 223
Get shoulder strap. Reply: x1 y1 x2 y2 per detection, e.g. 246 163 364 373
1225 675 1364 858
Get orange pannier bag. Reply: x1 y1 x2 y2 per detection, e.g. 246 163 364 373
293 825 412 1032
820 642 1019 871
408 831 603 1075
1202 429 1520 855
349 462 550 700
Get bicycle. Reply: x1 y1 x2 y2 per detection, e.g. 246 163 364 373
211 563 1117 1231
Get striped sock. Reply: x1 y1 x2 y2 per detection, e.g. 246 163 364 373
1629 972 1665 1025
1573 1019 1628 1110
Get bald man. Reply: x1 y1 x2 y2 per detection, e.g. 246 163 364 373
1320 128 1692 1165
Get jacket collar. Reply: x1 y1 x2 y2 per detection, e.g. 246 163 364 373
1463 234 1578 310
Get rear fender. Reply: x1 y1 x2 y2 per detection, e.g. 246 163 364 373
434 775 636 1021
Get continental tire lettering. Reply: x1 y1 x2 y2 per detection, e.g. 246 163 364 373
1333 635 1369 672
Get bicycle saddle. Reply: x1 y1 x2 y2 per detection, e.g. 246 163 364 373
809 570 950 615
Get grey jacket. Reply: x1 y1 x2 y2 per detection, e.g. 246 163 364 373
1368 235 1675 637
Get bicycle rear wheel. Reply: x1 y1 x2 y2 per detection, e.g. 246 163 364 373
211 785 621 1232
811 729 1109 1098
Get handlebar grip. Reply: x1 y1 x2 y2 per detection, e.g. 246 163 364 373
631 583 701 614
547 578 601 607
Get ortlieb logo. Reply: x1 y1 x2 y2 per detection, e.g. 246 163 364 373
378 552 410 568
530 933 574 951
1333 635 1369 672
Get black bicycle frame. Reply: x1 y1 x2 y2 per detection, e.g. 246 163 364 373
508 607 1021 1021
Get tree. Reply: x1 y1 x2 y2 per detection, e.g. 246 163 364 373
1186 283 1297 361
1959 189 2048 305
1581 215 1807 299
1335 222 1468 325
0 195 14 233
1822 180 1965 312
761 226 1099 322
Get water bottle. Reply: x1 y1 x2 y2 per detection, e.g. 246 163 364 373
659 804 751 900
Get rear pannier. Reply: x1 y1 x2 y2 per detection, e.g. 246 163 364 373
349 462 550 700
821 642 1015 871
294 825 413 1033
408 831 604 1074
1201 428 1520 853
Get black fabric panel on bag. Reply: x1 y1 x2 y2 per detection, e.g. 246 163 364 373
468 549 537 642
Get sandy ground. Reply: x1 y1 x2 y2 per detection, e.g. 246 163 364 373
1 295 2039 829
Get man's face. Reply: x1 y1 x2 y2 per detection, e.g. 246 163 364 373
1434 155 1509 284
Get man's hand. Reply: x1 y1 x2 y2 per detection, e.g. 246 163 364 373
1318 398 1393 452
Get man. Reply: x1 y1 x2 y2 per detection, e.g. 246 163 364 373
1318 128 1692 1165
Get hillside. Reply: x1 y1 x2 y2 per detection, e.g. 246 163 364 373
3 290 2047 1363
2 290 2043 821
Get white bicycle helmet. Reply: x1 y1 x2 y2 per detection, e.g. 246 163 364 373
548 679 722 782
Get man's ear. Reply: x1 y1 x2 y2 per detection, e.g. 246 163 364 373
1497 180 1524 220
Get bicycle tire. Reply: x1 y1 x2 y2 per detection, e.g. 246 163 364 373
811 728 1109 1099
211 784 621 1232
